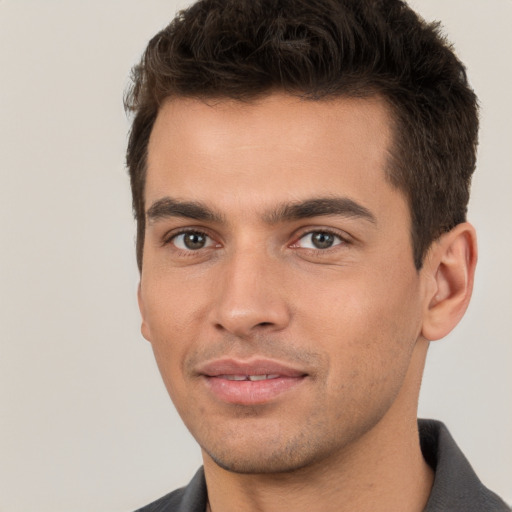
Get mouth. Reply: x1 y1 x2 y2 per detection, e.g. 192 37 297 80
197 359 308 405
218 374 281 381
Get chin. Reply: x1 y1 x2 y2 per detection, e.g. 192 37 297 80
207 450 312 475
201 431 336 475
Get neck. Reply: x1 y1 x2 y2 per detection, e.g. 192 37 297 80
204 340 433 512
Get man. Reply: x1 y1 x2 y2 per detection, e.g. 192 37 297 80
125 0 509 510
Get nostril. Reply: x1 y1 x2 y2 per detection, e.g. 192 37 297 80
212 300 291 336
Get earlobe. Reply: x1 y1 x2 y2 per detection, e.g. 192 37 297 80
421 222 477 341
137 282 152 342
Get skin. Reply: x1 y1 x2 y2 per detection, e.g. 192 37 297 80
138 93 477 512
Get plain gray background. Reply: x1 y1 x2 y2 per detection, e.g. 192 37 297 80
0 1 510 510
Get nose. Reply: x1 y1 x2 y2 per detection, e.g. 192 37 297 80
211 247 291 338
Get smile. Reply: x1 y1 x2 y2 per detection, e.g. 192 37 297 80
218 374 281 381
197 358 308 405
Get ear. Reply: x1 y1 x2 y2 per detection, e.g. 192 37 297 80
421 222 477 341
137 282 152 343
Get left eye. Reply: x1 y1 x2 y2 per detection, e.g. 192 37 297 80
171 231 215 251
295 231 344 250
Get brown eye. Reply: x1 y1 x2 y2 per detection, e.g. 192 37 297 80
311 232 335 249
296 231 343 250
172 231 213 250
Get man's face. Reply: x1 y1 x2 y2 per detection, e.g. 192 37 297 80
139 94 430 473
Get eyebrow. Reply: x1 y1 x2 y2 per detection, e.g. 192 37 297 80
264 197 376 224
146 196 376 225
146 197 224 224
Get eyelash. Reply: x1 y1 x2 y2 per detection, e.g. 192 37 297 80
163 228 217 251
291 229 348 251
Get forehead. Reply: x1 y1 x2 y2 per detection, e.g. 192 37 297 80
145 93 404 223
148 93 392 162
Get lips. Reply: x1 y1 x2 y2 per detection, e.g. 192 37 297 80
197 358 308 405
218 374 281 381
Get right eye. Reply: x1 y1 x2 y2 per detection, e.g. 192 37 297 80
171 231 216 251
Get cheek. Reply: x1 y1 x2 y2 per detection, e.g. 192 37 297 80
140 278 204 386
306 286 422 433
143 270 205 335
297 266 423 381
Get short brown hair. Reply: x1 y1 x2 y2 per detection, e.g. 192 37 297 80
125 0 479 271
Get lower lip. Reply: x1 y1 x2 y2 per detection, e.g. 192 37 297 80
203 376 306 405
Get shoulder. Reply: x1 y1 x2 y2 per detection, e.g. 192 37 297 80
419 419 510 511
133 468 207 512
134 487 186 512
